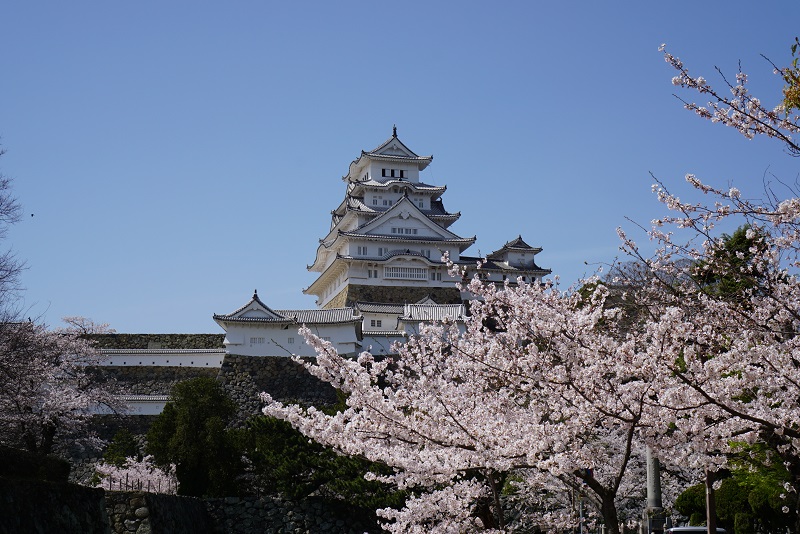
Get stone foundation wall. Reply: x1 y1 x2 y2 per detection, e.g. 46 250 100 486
205 495 381 534
92 333 224 350
0 480 383 534
106 491 211 534
324 284 462 308
218 355 338 421
99 366 219 395
0 477 109 533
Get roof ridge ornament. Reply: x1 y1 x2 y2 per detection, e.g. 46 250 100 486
392 124 397 138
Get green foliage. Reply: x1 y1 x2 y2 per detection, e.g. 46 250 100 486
782 37 800 112
102 429 139 468
693 225 765 302
715 477 752 533
234 415 406 510
145 377 241 497
675 443 797 533
724 443 796 533
675 482 705 520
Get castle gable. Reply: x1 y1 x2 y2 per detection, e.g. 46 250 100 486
353 197 461 241
367 135 419 159
213 290 289 323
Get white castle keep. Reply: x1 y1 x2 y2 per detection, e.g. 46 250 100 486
100 129 550 413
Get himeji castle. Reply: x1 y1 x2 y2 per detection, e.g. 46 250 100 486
98 129 552 415
98 128 550 415
211 127 551 356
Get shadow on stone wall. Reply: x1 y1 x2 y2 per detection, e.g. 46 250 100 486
218 355 339 422
0 477 109 534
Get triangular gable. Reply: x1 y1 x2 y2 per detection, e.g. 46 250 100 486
353 197 465 240
218 291 288 321
367 131 420 158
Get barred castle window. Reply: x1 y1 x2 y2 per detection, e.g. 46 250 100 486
385 266 427 280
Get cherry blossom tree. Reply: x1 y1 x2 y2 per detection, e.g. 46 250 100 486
94 455 177 494
0 150 123 456
261 272 688 533
261 45 800 533
0 316 123 455
609 43 800 531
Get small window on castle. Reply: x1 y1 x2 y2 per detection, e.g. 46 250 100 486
288 337 295 344
399 170 406 178
390 169 396 177
370 320 382 328
358 246 368 255
382 168 387 177
373 198 378 205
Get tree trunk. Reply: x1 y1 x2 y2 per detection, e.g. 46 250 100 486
601 494 621 534
705 470 717 534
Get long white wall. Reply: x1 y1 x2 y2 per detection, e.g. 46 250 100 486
100 349 225 367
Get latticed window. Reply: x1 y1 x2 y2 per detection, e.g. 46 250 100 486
384 266 427 280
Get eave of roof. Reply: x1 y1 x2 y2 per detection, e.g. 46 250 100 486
362 330 407 337
355 302 405 314
339 231 476 247
213 308 361 326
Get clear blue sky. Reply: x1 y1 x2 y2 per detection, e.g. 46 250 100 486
1 1 798 333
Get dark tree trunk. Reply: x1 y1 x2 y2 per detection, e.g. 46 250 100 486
601 493 621 534
705 470 717 534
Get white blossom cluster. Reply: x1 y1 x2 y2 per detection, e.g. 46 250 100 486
0 317 124 455
660 44 800 154
94 455 177 494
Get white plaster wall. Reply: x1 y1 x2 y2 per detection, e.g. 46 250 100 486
101 350 225 367
222 323 359 357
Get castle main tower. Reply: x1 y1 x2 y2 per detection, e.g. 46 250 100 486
305 128 550 309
